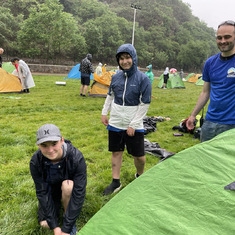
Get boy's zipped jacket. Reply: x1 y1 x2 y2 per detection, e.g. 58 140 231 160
30 139 87 233
102 43 152 130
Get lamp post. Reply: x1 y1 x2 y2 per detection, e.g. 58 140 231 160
131 4 141 46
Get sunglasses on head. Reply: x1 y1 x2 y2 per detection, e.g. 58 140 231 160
218 20 235 28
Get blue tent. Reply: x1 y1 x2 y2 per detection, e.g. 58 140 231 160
67 64 93 79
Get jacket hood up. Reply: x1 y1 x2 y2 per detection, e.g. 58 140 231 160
164 67 169 75
116 44 137 75
146 64 152 72
86 54 92 61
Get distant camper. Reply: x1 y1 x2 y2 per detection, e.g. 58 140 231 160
11 58 35 93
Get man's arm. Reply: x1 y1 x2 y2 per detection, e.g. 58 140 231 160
186 81 210 130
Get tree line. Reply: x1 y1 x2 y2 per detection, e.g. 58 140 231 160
0 0 219 71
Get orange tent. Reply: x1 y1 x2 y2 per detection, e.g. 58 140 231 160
0 68 22 93
89 71 115 97
187 74 202 83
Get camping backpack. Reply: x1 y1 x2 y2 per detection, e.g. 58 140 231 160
180 117 196 134
172 117 196 134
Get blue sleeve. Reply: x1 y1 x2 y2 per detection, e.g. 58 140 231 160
202 59 211 82
140 75 152 104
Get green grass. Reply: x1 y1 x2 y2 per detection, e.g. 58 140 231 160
0 75 203 234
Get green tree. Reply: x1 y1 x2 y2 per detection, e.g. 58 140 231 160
17 0 86 62
0 0 220 70
154 51 169 69
82 21 104 59
177 40 210 71
0 7 23 54
82 13 129 62
62 0 108 23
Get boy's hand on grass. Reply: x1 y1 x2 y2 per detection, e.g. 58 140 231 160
54 227 62 235
54 227 70 235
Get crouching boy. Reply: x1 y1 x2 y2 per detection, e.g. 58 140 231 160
30 124 87 235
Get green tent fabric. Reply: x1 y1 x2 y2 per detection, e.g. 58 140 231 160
78 129 235 235
2 62 15 73
185 72 195 80
157 73 185 89
195 76 204 86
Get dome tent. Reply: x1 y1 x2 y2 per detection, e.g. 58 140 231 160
187 73 202 83
78 128 235 235
195 76 204 86
88 71 115 97
157 73 185 89
67 64 93 80
2 62 15 73
0 68 22 93
185 72 195 80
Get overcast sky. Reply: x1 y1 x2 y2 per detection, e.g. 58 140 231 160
181 0 234 29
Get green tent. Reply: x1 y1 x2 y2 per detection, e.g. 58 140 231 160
195 76 204 86
2 62 15 73
78 129 235 235
185 72 195 80
157 73 185 89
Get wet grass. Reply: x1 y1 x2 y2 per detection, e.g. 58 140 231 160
0 75 202 234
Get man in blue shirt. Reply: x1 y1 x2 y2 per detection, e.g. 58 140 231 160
187 20 235 142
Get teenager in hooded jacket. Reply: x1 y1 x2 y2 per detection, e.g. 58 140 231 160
101 43 152 195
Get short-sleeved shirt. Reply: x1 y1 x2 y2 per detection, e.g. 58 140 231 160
203 53 235 124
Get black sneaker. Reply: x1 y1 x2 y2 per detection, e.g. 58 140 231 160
135 173 140 179
103 182 122 195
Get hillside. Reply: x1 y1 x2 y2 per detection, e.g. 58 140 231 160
0 0 218 70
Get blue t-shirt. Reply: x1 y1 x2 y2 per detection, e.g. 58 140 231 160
203 53 235 124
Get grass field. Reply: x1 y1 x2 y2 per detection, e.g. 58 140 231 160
0 75 203 234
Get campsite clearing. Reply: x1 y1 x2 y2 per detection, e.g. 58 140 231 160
0 75 202 234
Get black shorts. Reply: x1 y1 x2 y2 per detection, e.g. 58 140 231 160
81 73 90 86
163 74 169 83
108 130 145 157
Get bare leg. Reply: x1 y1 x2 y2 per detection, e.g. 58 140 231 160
82 85 88 96
112 151 123 179
61 180 74 213
80 85 84 94
133 156 145 175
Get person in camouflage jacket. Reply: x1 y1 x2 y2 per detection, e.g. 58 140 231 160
79 54 94 97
